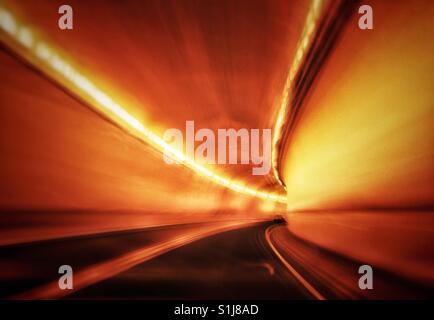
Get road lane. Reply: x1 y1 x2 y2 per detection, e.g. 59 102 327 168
0 219 262 299
3 219 433 300
267 225 434 299
69 222 313 299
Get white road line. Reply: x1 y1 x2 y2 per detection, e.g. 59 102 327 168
265 226 326 300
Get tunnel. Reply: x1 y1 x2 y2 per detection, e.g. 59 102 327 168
0 0 433 301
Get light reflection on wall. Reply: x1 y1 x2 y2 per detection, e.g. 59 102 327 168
281 0 434 285
283 1 434 211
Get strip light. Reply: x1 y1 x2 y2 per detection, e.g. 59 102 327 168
0 6 286 204
271 0 324 187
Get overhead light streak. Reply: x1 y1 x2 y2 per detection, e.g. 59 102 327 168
271 0 325 188
0 7 286 204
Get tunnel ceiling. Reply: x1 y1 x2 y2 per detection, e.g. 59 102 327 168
3 0 312 193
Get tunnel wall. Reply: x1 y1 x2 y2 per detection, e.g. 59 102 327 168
282 1 434 284
0 49 275 245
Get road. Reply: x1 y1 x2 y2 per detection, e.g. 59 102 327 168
68 222 312 299
1 220 432 300
0 221 312 299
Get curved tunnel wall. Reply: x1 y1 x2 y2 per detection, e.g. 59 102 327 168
0 0 294 246
282 1 434 284
0 50 274 245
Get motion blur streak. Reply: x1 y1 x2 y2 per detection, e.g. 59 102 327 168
0 0 433 300
0 43 273 245
281 1 434 285
268 224 432 299
16 220 260 299
271 0 324 187
0 5 285 203
265 226 325 300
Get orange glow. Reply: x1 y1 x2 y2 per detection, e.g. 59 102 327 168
0 0 433 300
282 1 434 210
271 0 325 187
280 0 434 286
0 6 286 203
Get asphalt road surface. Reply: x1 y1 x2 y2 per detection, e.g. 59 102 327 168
69 222 311 299
1 220 432 299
